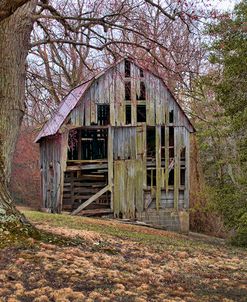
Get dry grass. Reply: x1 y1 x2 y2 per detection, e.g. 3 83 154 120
0 210 246 302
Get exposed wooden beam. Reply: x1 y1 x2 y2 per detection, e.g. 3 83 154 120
71 185 111 215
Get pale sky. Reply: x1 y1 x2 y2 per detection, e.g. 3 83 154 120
213 0 240 11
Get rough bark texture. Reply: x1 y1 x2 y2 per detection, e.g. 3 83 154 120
0 0 30 22
0 1 35 223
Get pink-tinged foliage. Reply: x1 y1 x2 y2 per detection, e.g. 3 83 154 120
10 127 41 208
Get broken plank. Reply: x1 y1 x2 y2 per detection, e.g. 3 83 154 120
71 185 111 215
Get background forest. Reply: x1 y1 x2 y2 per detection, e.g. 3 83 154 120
9 0 247 246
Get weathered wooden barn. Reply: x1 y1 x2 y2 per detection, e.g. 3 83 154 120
35 58 195 232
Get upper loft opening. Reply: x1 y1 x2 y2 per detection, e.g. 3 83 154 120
137 81 146 100
125 60 131 77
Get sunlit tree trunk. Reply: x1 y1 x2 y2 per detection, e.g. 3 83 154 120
0 1 35 223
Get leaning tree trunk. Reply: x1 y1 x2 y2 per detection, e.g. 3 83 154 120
0 2 35 223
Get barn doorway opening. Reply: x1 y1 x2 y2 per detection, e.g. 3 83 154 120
64 127 110 214
68 128 108 161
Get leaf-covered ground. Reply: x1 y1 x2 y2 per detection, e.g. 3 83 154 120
0 210 246 302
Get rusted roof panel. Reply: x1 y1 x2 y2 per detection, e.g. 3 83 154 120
35 80 92 143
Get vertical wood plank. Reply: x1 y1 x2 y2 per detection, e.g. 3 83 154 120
109 69 115 125
108 126 114 209
156 125 161 210
113 161 120 217
91 100 97 124
174 127 180 210
119 161 126 216
142 123 147 189
131 63 137 126
135 159 144 213
184 130 190 209
165 126 169 194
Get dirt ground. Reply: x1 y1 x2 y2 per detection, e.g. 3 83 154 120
0 210 246 302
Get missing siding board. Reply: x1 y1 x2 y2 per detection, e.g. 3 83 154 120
180 147 186 186
181 147 186 160
146 127 156 158
137 105 146 122
140 68 144 78
137 81 146 100
169 127 174 159
168 169 174 185
97 105 110 125
169 110 174 123
125 60 131 77
161 127 165 160
180 168 185 186
126 105 131 124
125 81 131 101
169 127 174 147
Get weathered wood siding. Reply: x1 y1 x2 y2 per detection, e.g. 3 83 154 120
68 61 194 132
40 132 68 212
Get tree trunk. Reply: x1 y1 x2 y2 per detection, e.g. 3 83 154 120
0 2 35 223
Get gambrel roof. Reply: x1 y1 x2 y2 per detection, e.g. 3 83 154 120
35 58 195 143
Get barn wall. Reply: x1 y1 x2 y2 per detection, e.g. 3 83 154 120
40 133 68 212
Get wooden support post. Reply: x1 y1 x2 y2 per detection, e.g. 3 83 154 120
142 123 147 189
174 127 180 210
165 126 169 194
131 64 137 126
184 130 190 209
108 126 114 209
156 125 161 210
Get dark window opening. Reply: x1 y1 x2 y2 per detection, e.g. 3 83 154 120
146 127 155 158
168 169 174 186
169 110 174 123
81 129 108 160
126 105 131 124
125 60 131 77
67 128 108 160
181 147 186 160
125 81 131 101
161 127 165 160
140 68 144 78
137 81 146 100
180 169 185 186
169 148 174 158
137 104 146 122
169 127 174 160
97 104 110 125
169 127 174 147
147 169 156 186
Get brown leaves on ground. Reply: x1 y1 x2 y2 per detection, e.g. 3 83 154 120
0 218 247 302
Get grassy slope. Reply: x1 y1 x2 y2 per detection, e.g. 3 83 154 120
0 210 246 302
